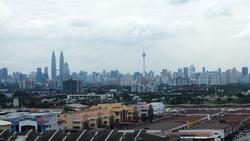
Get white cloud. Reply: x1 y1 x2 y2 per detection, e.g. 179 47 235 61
170 0 192 5
205 2 233 18
1 0 250 73
235 26 250 38
0 1 13 24
167 20 197 34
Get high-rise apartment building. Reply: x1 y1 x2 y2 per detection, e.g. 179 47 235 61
63 79 81 94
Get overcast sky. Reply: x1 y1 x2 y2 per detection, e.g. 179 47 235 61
1 0 250 74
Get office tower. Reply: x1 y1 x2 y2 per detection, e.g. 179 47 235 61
59 51 65 81
51 51 57 80
242 67 249 83
133 72 142 80
232 68 240 83
43 67 49 81
177 68 183 77
0 69 2 81
202 67 206 74
142 46 146 75
161 69 168 75
217 68 222 74
161 69 171 85
1 68 8 81
36 68 43 83
217 68 222 85
189 65 196 80
225 69 232 84
78 71 88 82
183 67 189 78
148 70 155 78
64 62 70 80
190 65 196 74
110 70 120 80
242 67 248 76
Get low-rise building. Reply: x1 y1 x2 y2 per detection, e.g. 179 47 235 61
67 93 114 103
135 102 149 119
96 103 137 123
59 109 113 129
0 111 63 132
150 102 165 115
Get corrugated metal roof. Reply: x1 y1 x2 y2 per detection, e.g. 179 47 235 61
0 119 11 126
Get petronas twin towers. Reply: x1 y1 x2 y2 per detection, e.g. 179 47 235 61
51 51 70 81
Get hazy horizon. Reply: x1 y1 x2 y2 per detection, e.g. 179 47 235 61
1 0 250 74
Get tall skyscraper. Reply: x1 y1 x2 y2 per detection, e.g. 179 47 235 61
177 68 183 77
51 51 57 80
242 67 249 83
36 68 43 83
0 69 2 81
64 62 70 80
190 65 195 74
43 67 49 81
142 46 146 75
2 68 8 81
242 67 248 76
183 67 189 78
202 67 206 74
217 68 222 74
189 64 196 80
59 51 65 81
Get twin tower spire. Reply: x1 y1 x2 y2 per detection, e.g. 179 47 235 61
51 51 69 81
51 47 145 80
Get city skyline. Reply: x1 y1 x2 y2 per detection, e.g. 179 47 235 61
2 0 250 73
2 49 250 74
2 57 250 76
2 59 250 91
3 50 250 75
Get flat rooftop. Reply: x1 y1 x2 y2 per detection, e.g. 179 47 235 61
131 120 184 130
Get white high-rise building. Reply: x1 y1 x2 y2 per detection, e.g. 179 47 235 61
189 64 196 80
